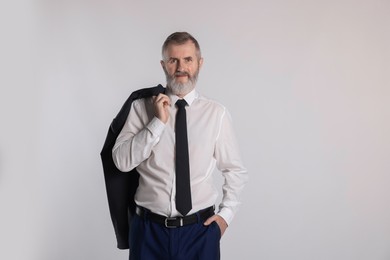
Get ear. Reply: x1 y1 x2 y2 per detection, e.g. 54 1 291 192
160 60 165 68
199 57 204 69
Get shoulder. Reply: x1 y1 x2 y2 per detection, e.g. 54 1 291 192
132 97 152 109
129 84 163 107
129 97 155 119
196 93 227 114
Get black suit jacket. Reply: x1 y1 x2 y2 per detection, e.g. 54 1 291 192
100 84 165 249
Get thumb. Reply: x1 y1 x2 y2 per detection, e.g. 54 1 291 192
203 215 217 226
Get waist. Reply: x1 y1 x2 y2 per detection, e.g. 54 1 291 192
135 205 215 228
134 184 219 217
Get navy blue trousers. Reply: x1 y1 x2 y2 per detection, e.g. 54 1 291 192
129 213 221 260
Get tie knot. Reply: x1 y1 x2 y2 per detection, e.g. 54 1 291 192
176 99 187 108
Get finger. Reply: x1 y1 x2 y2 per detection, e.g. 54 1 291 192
155 94 171 106
155 93 168 100
154 94 162 103
162 97 171 106
203 215 218 226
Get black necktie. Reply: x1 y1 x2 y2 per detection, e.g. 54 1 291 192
175 99 192 216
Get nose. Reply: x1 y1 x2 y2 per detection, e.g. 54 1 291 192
176 61 184 72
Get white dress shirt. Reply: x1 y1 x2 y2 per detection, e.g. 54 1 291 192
112 88 247 225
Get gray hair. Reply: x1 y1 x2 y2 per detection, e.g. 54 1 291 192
162 32 202 60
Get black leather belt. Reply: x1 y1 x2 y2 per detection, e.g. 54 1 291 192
136 206 215 228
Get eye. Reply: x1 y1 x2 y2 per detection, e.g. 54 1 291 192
168 58 178 64
184 57 193 63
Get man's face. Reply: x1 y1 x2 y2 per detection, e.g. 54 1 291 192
161 40 203 96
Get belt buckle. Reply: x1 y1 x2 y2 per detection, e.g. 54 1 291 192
165 217 183 228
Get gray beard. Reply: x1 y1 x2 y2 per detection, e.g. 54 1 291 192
164 70 199 96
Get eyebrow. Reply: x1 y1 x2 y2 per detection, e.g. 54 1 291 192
168 56 194 60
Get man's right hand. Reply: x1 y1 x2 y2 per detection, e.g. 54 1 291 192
152 94 171 124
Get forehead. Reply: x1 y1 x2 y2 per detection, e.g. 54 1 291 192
164 41 197 58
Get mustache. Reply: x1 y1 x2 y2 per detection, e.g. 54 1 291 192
174 71 190 77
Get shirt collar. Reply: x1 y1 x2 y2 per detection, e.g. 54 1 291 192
167 88 198 107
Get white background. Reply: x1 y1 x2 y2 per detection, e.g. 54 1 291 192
1 0 389 259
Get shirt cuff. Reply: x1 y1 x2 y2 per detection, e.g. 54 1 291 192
146 116 166 137
217 207 234 226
